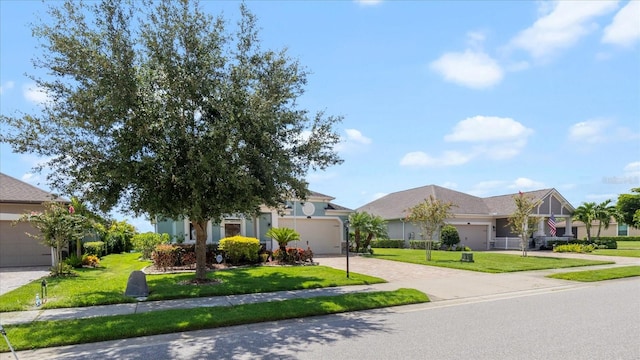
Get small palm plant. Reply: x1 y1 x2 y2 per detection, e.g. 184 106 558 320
266 227 301 253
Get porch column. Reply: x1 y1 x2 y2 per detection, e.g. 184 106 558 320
564 217 574 237
534 217 546 237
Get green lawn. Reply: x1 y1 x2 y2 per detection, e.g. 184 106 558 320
591 241 640 258
0 288 428 352
370 248 613 273
0 252 385 312
547 266 640 282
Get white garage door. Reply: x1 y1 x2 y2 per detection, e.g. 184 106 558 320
278 218 342 254
454 225 488 251
0 221 51 267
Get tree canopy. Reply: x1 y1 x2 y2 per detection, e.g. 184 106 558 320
1 0 342 279
507 192 541 257
617 188 640 228
406 195 454 260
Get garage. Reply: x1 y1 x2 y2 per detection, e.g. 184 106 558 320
0 221 51 267
278 218 342 255
453 224 489 251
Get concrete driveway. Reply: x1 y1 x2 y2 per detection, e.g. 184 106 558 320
0 267 50 296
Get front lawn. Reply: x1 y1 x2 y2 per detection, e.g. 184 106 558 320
369 248 613 273
0 252 385 312
547 266 640 282
0 288 428 352
591 241 640 258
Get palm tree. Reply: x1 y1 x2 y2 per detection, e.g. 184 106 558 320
348 211 372 252
594 199 617 239
265 227 300 253
362 214 388 251
573 202 596 242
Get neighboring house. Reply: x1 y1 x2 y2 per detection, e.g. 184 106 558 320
0 173 67 267
155 191 352 254
556 217 640 239
357 185 575 251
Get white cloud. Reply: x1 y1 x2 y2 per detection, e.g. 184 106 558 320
23 84 52 105
345 128 372 145
623 161 640 178
568 119 611 143
0 81 15 95
602 1 640 47
355 0 382 6
335 128 372 153
510 1 618 59
445 116 533 142
430 50 503 89
399 150 474 167
508 177 545 190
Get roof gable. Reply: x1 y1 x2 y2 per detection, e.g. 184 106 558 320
0 173 65 204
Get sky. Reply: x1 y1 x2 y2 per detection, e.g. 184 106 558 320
1 0 639 233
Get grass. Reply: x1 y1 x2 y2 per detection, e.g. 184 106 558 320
591 241 640 258
547 266 640 282
0 253 385 312
0 288 428 351
369 248 614 273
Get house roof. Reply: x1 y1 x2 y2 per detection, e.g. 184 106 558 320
357 185 570 219
0 173 66 204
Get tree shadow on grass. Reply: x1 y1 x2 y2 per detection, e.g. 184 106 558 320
39 309 395 360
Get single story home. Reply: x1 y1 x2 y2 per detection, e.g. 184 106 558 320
357 185 575 251
155 191 352 254
555 217 639 239
0 173 66 267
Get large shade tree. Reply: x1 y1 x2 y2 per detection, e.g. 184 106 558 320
0 0 342 280
617 188 640 228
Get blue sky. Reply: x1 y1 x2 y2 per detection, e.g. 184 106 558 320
1 0 639 233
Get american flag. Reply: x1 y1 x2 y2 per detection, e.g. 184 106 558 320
548 214 556 237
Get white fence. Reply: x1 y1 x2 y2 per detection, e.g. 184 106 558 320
491 237 523 250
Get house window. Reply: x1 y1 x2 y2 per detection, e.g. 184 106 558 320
617 223 628 236
225 223 241 237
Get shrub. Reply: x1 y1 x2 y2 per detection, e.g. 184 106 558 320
132 232 170 259
83 241 105 257
553 243 595 253
370 239 404 248
441 225 460 249
548 239 617 249
152 244 180 271
273 246 314 264
218 236 261 265
409 240 441 250
82 254 100 267
64 254 83 268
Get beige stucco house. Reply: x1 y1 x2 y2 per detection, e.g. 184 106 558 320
0 173 66 267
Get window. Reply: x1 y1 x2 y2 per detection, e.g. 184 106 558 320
224 223 241 237
617 223 628 236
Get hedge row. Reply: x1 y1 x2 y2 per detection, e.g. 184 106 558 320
546 238 617 249
369 239 405 248
591 236 640 242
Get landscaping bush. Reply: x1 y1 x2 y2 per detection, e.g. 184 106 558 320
132 232 170 259
218 236 261 265
440 224 460 250
152 244 180 271
64 254 83 268
370 239 404 248
454 245 472 251
547 238 617 250
554 243 595 253
83 241 105 257
273 247 314 264
82 254 100 267
610 236 640 242
409 240 441 250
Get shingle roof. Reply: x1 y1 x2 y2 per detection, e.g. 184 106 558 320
0 173 66 204
357 185 561 219
357 184 490 219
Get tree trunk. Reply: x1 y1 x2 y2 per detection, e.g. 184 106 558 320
354 229 361 252
76 239 82 258
193 221 208 280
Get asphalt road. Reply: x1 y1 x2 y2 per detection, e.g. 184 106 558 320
4 277 639 360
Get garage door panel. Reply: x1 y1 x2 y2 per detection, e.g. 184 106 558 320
454 225 488 251
0 221 51 267
278 218 341 254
